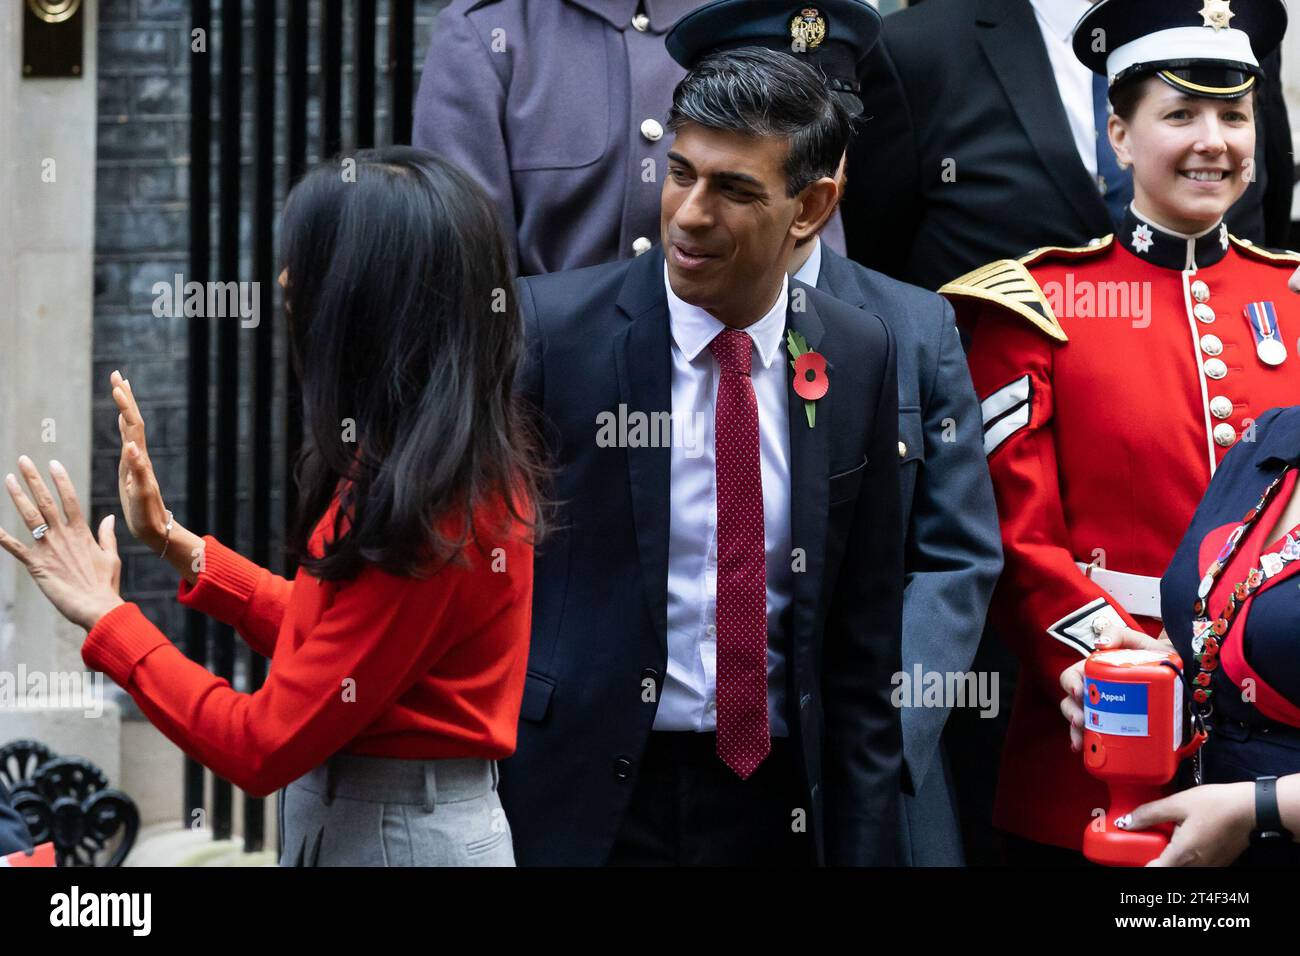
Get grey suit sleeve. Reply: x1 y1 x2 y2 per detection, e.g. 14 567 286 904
899 300 1003 792
413 8 520 269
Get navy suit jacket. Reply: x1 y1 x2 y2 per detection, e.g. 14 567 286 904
817 247 1002 797
502 246 905 865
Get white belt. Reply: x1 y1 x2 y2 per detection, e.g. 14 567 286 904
1074 562 1163 619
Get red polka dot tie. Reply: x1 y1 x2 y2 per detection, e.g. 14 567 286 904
707 328 770 780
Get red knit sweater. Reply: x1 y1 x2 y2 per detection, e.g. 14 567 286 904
82 497 534 797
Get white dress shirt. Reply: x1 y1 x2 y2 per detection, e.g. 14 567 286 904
1030 0 1101 179
656 264 794 736
791 236 823 288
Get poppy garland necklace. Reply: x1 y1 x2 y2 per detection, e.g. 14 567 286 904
1188 464 1300 783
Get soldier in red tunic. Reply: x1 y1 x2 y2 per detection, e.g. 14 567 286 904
941 0 1299 861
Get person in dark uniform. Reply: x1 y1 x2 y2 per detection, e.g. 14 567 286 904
666 0 1004 865
412 0 848 276
945 0 1300 864
1062 406 1300 865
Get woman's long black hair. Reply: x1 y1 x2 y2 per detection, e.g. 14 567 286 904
279 146 547 580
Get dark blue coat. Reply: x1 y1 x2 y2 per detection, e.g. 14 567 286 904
501 246 905 865
817 246 1002 864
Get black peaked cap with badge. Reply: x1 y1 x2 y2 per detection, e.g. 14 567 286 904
665 0 882 118
1073 0 1288 100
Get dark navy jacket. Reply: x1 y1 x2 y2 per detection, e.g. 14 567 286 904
502 246 905 865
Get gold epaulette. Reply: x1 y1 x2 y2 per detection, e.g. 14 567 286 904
938 235 1115 344
1019 233 1115 268
1229 234 1300 266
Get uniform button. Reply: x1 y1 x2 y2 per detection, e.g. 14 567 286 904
1194 303 1216 324
1210 395 1235 420
1214 423 1238 447
898 440 907 458
1200 333 1223 356
640 118 664 142
1204 358 1228 380
631 12 649 31
613 757 633 780
632 236 652 256
1191 280 1211 303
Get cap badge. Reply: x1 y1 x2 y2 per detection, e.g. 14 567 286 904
790 7 827 51
1200 0 1236 33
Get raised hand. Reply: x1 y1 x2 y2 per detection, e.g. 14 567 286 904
110 370 171 555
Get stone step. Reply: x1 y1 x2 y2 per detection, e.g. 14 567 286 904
122 822 276 867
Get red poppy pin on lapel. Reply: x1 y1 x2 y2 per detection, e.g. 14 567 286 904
786 329 827 428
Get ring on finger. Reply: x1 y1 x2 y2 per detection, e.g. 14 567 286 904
31 523 50 540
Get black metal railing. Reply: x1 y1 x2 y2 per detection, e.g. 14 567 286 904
186 0 418 855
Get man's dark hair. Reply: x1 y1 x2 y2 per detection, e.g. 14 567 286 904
666 47 853 197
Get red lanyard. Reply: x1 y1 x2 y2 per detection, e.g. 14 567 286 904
1188 466 1297 722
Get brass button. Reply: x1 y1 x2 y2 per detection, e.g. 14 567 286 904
1213 423 1237 447
1191 280 1210 303
1200 334 1223 356
1194 303 1216 324
632 236 652 256
1203 358 1228 380
640 118 664 142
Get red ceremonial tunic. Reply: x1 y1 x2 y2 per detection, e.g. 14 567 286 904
942 206 1300 850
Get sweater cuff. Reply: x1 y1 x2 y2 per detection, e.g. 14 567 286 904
82 603 171 689
176 535 260 627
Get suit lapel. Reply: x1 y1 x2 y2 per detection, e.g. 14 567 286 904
786 281 832 648
974 0 1111 237
815 246 868 309
614 250 673 653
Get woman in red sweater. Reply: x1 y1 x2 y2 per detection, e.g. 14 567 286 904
0 147 547 866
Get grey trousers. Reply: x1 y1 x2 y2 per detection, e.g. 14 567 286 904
278 753 515 866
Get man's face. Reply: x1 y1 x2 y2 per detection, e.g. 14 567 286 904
660 123 805 324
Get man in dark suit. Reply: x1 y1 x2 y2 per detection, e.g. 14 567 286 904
843 0 1293 291
0 781 33 856
500 46 905 865
660 0 1002 865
